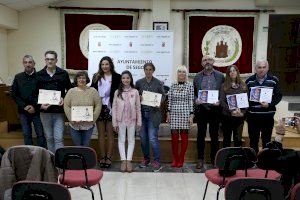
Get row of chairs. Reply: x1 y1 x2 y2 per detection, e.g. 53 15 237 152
202 146 300 200
0 146 103 200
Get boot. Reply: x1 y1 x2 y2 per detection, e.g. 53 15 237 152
171 131 179 167
120 160 127 172
178 131 188 167
127 161 133 173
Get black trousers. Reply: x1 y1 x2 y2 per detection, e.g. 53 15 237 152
196 105 221 163
247 113 274 153
221 115 244 148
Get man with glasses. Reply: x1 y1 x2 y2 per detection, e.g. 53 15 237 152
11 55 46 147
37 50 72 153
193 56 224 172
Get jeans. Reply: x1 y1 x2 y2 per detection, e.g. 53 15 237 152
19 113 46 147
140 111 160 162
70 126 94 147
118 124 135 161
40 113 65 153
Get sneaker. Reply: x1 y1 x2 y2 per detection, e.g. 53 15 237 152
120 160 127 172
127 161 133 173
152 161 163 172
139 159 150 168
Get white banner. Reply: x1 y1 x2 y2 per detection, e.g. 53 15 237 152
88 30 174 86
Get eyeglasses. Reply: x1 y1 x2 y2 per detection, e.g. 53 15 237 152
45 58 56 61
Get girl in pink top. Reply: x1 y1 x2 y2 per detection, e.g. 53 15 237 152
112 70 142 172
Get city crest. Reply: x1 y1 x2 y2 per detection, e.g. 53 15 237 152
201 25 242 67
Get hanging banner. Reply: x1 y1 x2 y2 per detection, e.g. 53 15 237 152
88 30 174 86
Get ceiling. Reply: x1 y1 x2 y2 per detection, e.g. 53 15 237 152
0 0 299 11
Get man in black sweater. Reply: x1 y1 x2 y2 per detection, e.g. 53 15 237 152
11 55 46 147
37 50 72 153
246 60 282 153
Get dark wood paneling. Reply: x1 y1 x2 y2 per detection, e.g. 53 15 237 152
268 15 300 96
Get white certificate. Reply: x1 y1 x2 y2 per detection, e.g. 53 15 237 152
260 87 273 103
38 89 61 105
198 90 219 104
141 91 162 107
250 87 273 103
226 93 249 110
71 106 93 122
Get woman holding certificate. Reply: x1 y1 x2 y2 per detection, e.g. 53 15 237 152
91 56 121 168
64 71 101 146
166 65 194 168
220 65 248 147
112 70 141 172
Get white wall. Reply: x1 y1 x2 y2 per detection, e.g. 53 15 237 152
3 0 300 86
7 6 61 84
0 28 8 84
0 5 18 29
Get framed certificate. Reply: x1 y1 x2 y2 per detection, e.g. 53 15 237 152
141 91 162 107
198 90 219 104
71 106 93 122
226 93 249 110
38 89 61 105
250 87 273 103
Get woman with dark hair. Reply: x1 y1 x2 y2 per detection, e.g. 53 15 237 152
112 70 141 172
64 71 101 146
220 65 248 147
91 56 121 168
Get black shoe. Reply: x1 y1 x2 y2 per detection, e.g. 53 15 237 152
104 156 112 168
99 156 106 168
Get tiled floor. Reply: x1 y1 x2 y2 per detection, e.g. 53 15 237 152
69 171 224 200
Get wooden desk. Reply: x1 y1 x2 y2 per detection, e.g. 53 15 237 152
0 85 21 131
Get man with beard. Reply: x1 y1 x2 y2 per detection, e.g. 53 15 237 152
193 56 224 172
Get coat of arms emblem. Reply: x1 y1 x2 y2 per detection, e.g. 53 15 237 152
201 25 242 67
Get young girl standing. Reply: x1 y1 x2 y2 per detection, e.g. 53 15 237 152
112 70 141 172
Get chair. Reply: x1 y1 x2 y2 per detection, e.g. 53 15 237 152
0 145 58 199
291 183 300 200
11 180 71 200
202 147 258 200
256 148 282 179
225 177 284 200
55 146 104 200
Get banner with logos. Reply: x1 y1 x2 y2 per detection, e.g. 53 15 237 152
88 30 174 86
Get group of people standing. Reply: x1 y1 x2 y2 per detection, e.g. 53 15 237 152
11 50 282 173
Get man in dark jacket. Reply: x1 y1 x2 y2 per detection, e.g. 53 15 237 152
193 56 224 171
246 60 282 153
11 55 46 147
37 50 72 153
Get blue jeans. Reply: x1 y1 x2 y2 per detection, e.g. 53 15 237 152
19 113 46 147
140 111 160 162
40 113 65 153
70 126 94 146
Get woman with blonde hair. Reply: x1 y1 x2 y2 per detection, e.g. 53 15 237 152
166 65 194 167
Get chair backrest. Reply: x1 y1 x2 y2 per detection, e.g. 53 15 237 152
0 145 58 200
215 147 257 170
12 181 71 200
55 146 97 170
291 183 300 200
225 178 284 200
256 148 282 170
